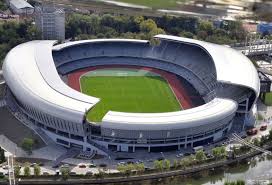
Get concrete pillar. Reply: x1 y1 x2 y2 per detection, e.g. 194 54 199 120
82 137 87 151
148 146 151 152
184 137 187 149
133 145 135 153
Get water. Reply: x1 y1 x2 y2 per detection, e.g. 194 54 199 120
112 155 272 185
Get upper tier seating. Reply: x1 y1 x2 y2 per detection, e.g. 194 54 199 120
53 40 218 100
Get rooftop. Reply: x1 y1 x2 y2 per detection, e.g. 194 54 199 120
9 0 33 9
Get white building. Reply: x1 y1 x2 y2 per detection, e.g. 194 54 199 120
35 5 65 41
8 0 33 15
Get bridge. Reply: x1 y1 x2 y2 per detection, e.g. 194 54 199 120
232 35 272 56
7 154 15 185
236 44 272 56
232 133 272 156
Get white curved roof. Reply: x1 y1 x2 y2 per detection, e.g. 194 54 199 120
102 98 237 130
154 34 260 96
3 35 260 127
2 41 97 123
53 39 149 51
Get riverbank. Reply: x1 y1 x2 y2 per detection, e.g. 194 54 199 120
15 144 272 185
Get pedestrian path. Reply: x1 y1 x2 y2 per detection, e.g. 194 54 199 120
0 99 6 107
0 135 26 157
53 148 80 168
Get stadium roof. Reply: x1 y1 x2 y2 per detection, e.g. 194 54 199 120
10 0 33 9
154 34 260 97
3 35 260 124
2 41 98 123
102 98 237 130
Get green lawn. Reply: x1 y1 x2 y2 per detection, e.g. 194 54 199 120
115 0 185 9
80 76 181 122
265 92 272 106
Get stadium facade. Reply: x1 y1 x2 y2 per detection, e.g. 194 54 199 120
2 35 260 154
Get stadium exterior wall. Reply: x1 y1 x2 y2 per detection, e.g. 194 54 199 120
2 35 260 153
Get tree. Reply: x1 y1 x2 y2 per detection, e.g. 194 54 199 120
197 31 208 40
199 20 214 35
0 147 5 163
195 150 207 162
153 160 164 171
14 165 21 177
140 19 157 33
33 164 41 176
134 16 144 25
268 129 272 141
163 159 171 170
260 135 268 146
96 168 105 179
252 138 260 146
135 163 145 174
60 167 70 180
212 146 226 160
179 31 195 39
173 159 179 169
23 164 30 176
21 138 34 154
0 0 8 11
224 180 245 185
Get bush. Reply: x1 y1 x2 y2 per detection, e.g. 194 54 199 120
33 164 41 176
23 165 30 176
60 167 70 180
21 138 34 154
14 165 21 177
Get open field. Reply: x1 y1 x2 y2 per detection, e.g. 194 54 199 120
265 92 272 106
111 0 185 9
80 74 181 122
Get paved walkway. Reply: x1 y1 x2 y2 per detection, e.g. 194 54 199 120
0 99 6 107
0 135 27 158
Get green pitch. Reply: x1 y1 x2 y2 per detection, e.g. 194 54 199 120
80 70 181 122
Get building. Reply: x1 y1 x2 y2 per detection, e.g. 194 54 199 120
8 0 34 15
2 35 260 154
257 23 272 35
35 5 65 41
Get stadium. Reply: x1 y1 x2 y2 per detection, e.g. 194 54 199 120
2 35 260 154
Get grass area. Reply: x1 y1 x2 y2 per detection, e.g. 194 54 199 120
115 0 184 9
257 113 264 121
265 92 272 106
80 76 181 122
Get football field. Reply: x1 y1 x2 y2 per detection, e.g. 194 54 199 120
80 69 181 122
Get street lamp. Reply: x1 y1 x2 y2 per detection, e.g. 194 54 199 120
160 152 165 159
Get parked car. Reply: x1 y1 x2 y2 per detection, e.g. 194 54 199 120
117 162 126 166
30 163 37 167
89 163 96 168
176 153 184 158
99 163 107 167
260 124 268 131
42 172 50 175
69 172 77 176
85 171 93 176
247 128 258 136
78 164 86 168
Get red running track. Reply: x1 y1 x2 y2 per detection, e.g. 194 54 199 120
67 65 193 109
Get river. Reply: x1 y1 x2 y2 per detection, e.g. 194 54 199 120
109 155 272 185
